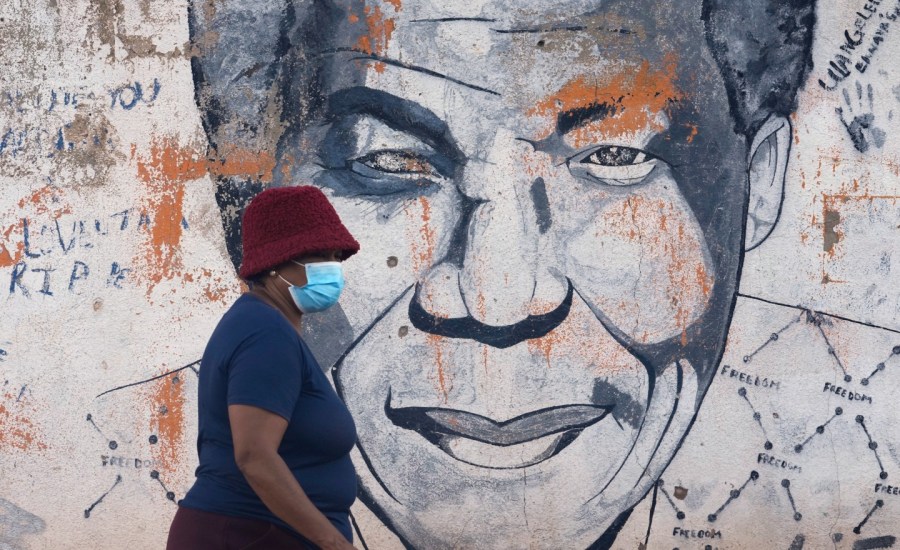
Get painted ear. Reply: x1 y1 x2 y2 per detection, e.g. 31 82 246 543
744 115 792 251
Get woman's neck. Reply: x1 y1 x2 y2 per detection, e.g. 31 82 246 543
248 285 304 333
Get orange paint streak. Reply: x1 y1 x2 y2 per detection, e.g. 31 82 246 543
134 138 274 295
355 3 398 72
0 391 47 452
408 196 436 274
686 124 699 143
200 269 236 303
426 334 451 402
17 185 69 215
148 374 186 477
0 224 24 268
1 185 71 267
135 141 191 294
604 195 712 344
526 326 562 368
528 56 682 143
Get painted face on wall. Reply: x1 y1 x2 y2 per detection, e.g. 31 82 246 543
217 0 757 547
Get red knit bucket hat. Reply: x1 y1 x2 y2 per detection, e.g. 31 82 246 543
239 186 360 279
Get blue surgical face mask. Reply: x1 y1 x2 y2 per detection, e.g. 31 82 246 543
276 261 345 313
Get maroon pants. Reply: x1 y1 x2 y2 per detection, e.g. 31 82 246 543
166 506 313 549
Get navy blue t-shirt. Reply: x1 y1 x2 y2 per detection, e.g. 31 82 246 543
180 293 357 544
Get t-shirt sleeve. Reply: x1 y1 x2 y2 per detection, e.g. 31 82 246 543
227 326 304 420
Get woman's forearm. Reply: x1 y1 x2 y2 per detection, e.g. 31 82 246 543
237 451 352 550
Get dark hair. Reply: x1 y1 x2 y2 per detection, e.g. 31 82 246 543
702 0 817 137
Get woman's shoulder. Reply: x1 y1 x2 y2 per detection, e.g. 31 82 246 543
214 294 297 343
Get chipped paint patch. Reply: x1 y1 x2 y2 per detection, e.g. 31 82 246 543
147 373 186 478
0 389 47 452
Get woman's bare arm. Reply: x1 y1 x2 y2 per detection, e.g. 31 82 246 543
228 404 357 550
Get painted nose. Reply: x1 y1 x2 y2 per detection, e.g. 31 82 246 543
410 134 569 347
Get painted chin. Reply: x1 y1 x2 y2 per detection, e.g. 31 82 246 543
338 287 698 508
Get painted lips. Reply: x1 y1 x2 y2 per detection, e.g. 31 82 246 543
385 392 612 468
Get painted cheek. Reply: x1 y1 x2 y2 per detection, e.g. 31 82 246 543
566 184 714 344
326 192 455 331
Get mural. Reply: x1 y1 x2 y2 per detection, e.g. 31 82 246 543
188 0 813 548
1 0 900 548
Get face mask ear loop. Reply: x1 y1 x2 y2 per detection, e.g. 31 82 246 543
291 260 309 281
276 273 298 288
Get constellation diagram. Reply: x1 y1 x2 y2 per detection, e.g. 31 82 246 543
83 361 199 519
652 297 900 547
735 305 897 537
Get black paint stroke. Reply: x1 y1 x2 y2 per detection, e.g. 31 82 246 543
788 534 806 550
85 413 108 441
742 312 804 364
410 17 497 23
862 348 900 386
333 286 416 507
386 390 610 447
736 293 900 335
84 475 122 518
634 361 684 487
491 25 634 35
657 480 686 520
707 470 759 522
854 535 897 550
814 321 851 381
585 507 633 550
150 470 177 503
738 387 772 450
409 281 573 349
349 512 370 550
856 415 888 480
781 479 802 521
643 482 658 548
853 500 884 535
530 177 552 234
795 407 843 453
318 48 500 96
95 360 200 398
556 102 619 136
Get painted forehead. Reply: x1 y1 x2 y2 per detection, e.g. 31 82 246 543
325 0 706 101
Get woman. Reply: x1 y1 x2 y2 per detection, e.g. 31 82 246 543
167 186 361 550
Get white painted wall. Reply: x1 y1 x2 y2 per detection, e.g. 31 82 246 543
1 1 899 548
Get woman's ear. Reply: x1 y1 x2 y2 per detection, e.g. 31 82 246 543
745 115 792 251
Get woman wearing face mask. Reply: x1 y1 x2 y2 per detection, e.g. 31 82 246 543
167 186 361 550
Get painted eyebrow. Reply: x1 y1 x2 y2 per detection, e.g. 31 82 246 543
317 48 500 97
556 101 620 136
325 87 466 164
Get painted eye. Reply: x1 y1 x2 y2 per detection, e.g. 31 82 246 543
580 146 650 166
355 150 436 175
570 145 658 187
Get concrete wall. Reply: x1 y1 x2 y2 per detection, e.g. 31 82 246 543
2 0 900 548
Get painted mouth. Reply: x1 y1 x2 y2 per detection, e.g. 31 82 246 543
385 390 611 469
